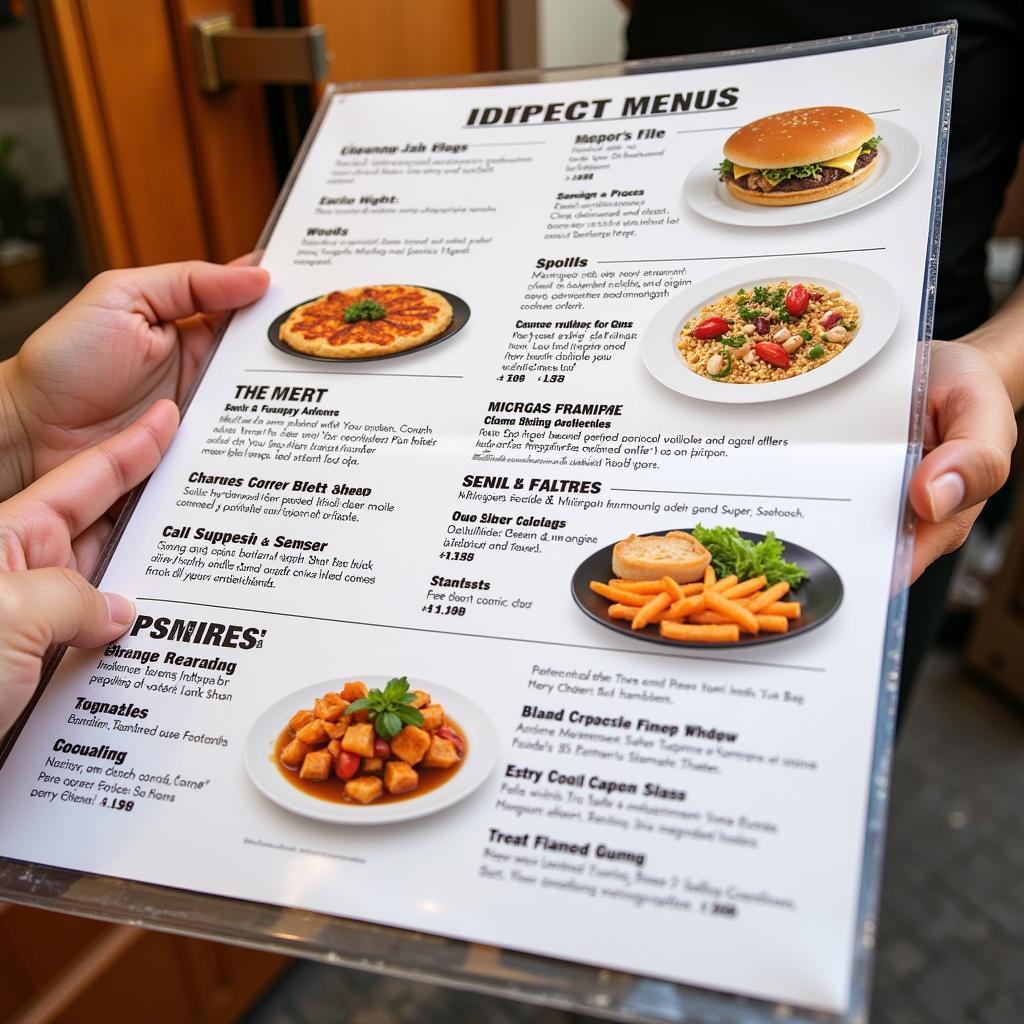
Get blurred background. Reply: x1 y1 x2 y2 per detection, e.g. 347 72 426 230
0 2 1021 1023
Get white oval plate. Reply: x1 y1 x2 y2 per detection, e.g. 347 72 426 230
683 119 920 227
641 257 900 404
245 676 498 825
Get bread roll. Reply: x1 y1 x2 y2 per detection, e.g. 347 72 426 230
611 531 711 584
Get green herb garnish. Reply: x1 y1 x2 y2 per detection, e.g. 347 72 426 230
692 524 808 588
720 335 745 348
807 344 825 360
800 329 812 342
343 299 387 323
715 158 734 178
345 676 424 739
739 308 763 323
861 136 882 151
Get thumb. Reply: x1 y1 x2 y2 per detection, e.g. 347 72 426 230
90 260 270 324
0 568 135 733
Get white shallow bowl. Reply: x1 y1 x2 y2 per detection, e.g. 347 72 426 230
683 119 921 227
245 676 498 825
640 257 900 404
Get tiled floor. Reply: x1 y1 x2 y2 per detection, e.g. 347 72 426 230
244 651 1024 1024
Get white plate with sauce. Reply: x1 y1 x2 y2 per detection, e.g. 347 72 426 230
683 119 920 227
640 257 900 404
245 677 498 825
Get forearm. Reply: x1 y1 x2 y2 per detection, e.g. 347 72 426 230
0 359 31 501
959 281 1024 410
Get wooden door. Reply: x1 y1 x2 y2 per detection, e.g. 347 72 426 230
35 0 501 270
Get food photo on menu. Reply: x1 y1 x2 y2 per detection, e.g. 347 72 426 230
715 107 882 208
0 20 964 1024
678 279 859 384
573 525 841 647
246 675 497 824
684 103 921 227
641 256 900 403
268 284 470 362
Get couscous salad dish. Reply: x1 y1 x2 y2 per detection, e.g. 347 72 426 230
678 280 859 385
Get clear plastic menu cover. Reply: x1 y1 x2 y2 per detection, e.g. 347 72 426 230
0 22 953 1024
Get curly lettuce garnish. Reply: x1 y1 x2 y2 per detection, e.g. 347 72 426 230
692 524 808 588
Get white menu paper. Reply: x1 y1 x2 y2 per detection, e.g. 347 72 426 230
0 29 951 1019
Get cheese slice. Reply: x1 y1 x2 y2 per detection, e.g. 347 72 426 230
730 163 756 179
820 146 863 174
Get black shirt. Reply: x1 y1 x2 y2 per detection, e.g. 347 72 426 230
626 3 1024 339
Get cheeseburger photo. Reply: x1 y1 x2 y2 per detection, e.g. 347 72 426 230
717 107 881 207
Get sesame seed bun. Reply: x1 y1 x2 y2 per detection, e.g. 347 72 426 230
724 107 876 169
724 157 879 206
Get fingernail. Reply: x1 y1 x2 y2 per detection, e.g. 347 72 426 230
927 471 965 521
103 592 135 626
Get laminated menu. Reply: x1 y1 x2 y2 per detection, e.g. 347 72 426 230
0 24 955 1024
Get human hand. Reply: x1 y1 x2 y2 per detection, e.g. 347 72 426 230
907 339 1017 583
0 259 268 500
0 401 177 733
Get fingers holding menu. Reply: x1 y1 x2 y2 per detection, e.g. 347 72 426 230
0 400 178 572
0 567 135 733
907 339 1016 581
83 260 270 326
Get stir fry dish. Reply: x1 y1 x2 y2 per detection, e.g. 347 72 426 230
679 281 859 384
589 526 808 644
275 677 466 805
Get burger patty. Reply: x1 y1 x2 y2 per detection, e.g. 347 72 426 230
731 148 878 194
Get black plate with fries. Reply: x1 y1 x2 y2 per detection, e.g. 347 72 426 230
267 288 470 364
571 530 843 649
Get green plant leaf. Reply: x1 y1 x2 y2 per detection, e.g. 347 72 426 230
692 524 808 588
378 712 402 738
343 698 370 716
347 677 426 738
396 705 425 726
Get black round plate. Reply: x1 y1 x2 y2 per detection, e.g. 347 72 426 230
571 529 843 649
267 287 470 364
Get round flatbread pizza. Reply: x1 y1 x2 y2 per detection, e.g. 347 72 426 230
279 285 454 359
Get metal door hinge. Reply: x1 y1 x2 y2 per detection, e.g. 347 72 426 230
191 13 330 94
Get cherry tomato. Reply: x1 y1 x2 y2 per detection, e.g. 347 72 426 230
437 726 465 757
373 738 391 758
820 311 843 330
692 316 729 339
785 284 809 317
754 315 772 336
755 342 790 368
335 751 360 780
